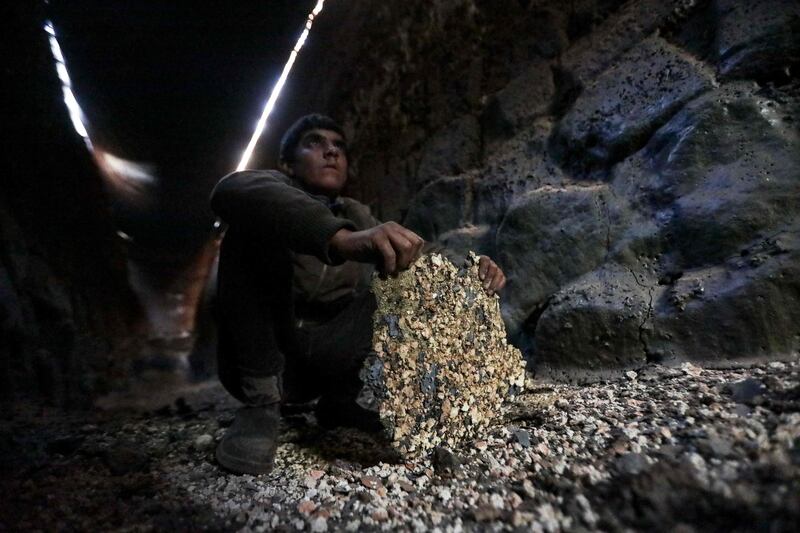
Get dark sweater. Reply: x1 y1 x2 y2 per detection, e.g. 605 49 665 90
210 169 378 323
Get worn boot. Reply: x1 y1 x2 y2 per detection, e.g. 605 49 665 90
216 403 280 474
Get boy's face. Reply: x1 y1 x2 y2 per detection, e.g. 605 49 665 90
287 128 348 198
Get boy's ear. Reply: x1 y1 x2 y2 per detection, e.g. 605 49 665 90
279 159 294 176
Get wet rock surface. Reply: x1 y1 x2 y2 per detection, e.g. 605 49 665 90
2 358 799 531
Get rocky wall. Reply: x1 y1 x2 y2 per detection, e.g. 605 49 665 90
279 0 800 377
2 4 141 406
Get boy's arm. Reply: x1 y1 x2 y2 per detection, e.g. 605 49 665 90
210 169 354 264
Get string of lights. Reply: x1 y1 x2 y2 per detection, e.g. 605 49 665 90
44 20 93 151
44 2 329 233
45 0 329 172
236 0 327 171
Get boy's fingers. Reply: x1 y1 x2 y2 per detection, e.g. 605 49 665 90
376 237 397 275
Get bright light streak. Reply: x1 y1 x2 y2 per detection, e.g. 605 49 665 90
101 152 156 184
56 62 70 85
44 20 93 151
236 0 327 171
61 89 89 139
48 33 64 63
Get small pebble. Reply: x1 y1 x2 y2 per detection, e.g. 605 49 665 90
4 358 797 532
360 475 382 490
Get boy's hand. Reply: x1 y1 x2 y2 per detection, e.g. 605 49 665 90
478 256 506 294
330 222 425 276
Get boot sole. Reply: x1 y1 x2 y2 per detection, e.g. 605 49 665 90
216 445 275 475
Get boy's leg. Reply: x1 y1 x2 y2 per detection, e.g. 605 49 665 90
300 291 381 429
214 247 295 474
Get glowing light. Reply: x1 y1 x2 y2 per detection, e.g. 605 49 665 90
93 149 158 200
101 152 156 184
236 0 328 171
44 21 93 151
43 21 159 195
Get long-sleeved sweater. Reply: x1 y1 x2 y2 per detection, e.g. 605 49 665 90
210 169 378 324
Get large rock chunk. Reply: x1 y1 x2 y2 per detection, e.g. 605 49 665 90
558 0 701 87
482 60 555 141
713 0 800 81
534 263 656 379
613 83 800 268
497 183 629 337
554 36 713 174
435 225 494 265
473 119 566 229
482 118 562 184
403 176 471 242
647 227 800 362
365 253 525 458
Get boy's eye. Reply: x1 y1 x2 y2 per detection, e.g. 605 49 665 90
301 134 346 154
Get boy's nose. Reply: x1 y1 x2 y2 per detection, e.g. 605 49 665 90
324 143 341 157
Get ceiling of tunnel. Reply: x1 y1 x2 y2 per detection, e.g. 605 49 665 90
50 0 313 176
46 0 316 249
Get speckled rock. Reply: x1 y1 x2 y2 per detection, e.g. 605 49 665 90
473 118 566 229
714 0 800 81
416 115 481 188
554 35 713 175
403 176 471 243
614 83 800 267
366 253 525 457
647 229 800 363
534 263 655 377
497 183 629 337
558 0 700 87
482 60 555 140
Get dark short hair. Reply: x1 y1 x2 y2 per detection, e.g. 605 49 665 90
279 113 346 163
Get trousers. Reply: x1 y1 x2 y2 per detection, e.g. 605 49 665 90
215 248 376 406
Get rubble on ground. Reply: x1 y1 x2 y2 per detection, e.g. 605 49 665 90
2 358 799 531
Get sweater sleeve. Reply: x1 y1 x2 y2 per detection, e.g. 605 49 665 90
210 169 356 263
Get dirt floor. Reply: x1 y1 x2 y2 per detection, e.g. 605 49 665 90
1 358 799 532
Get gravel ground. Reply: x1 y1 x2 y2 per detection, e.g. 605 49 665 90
1 358 799 532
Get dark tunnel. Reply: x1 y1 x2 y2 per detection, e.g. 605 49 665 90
2 0 800 530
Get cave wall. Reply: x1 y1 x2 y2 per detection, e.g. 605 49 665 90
2 3 141 406
5 0 796 398
273 0 800 376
